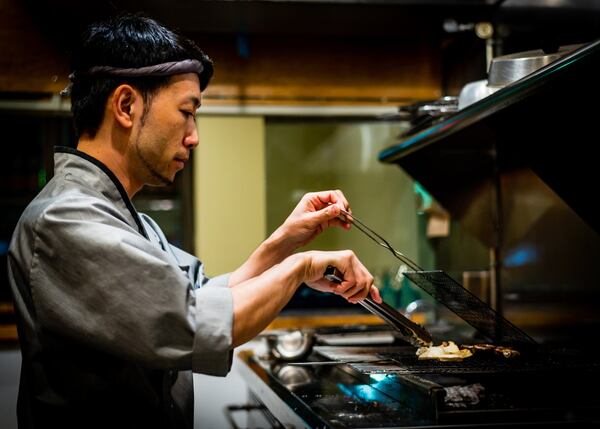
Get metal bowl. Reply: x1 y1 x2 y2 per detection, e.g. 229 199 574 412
264 330 315 361
459 44 582 109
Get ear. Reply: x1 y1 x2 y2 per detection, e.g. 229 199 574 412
111 84 141 129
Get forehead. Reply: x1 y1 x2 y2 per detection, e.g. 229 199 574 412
157 73 201 104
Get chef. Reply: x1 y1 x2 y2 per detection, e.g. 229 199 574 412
7 13 381 429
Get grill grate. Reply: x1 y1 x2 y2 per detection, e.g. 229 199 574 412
314 345 600 376
404 270 536 346
376 351 562 374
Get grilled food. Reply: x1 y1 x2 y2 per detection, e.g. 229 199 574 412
462 344 520 358
416 341 520 361
416 341 473 361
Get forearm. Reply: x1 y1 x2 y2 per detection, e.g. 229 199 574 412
231 253 304 347
230 248 379 348
228 226 294 287
228 193 351 287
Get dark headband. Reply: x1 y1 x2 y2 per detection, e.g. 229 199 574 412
61 59 204 96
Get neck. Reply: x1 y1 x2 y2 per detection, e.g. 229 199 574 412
77 131 143 199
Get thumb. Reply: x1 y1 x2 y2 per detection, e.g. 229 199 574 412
308 204 341 225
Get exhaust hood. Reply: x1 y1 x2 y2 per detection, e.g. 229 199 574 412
379 39 600 236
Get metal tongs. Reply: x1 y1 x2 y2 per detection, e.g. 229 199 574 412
324 265 431 347
323 208 433 347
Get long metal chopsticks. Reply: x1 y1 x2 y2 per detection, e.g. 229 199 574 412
339 208 423 272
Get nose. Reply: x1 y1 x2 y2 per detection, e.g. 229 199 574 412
184 119 199 149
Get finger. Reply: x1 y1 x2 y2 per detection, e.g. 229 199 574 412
333 280 354 295
313 190 339 208
307 204 342 228
314 190 348 212
328 217 352 230
336 212 352 230
347 262 374 302
342 282 365 301
334 189 350 211
307 279 338 293
308 191 351 229
346 277 373 302
345 290 364 303
369 285 382 303
332 190 352 229
324 208 353 230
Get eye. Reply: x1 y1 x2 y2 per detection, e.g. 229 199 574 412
181 110 195 119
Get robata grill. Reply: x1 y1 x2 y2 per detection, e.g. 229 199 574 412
309 218 599 426
308 265 599 426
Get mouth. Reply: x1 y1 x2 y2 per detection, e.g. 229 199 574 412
174 154 189 167
173 158 187 170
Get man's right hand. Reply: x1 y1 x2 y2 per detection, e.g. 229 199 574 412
230 248 381 347
295 250 381 305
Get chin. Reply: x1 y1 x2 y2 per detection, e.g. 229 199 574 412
147 171 175 187
162 175 176 186
146 181 172 188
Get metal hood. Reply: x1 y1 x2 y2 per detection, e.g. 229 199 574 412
379 39 600 243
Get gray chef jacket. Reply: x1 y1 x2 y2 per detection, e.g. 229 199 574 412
7 146 234 429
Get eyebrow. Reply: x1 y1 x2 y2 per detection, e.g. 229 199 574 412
184 95 201 109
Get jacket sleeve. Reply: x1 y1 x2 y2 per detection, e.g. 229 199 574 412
28 197 234 376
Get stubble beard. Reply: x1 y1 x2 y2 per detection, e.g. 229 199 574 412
134 135 174 187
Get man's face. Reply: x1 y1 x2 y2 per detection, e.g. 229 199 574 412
132 73 201 186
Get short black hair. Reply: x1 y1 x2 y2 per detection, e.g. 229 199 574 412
69 13 213 138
